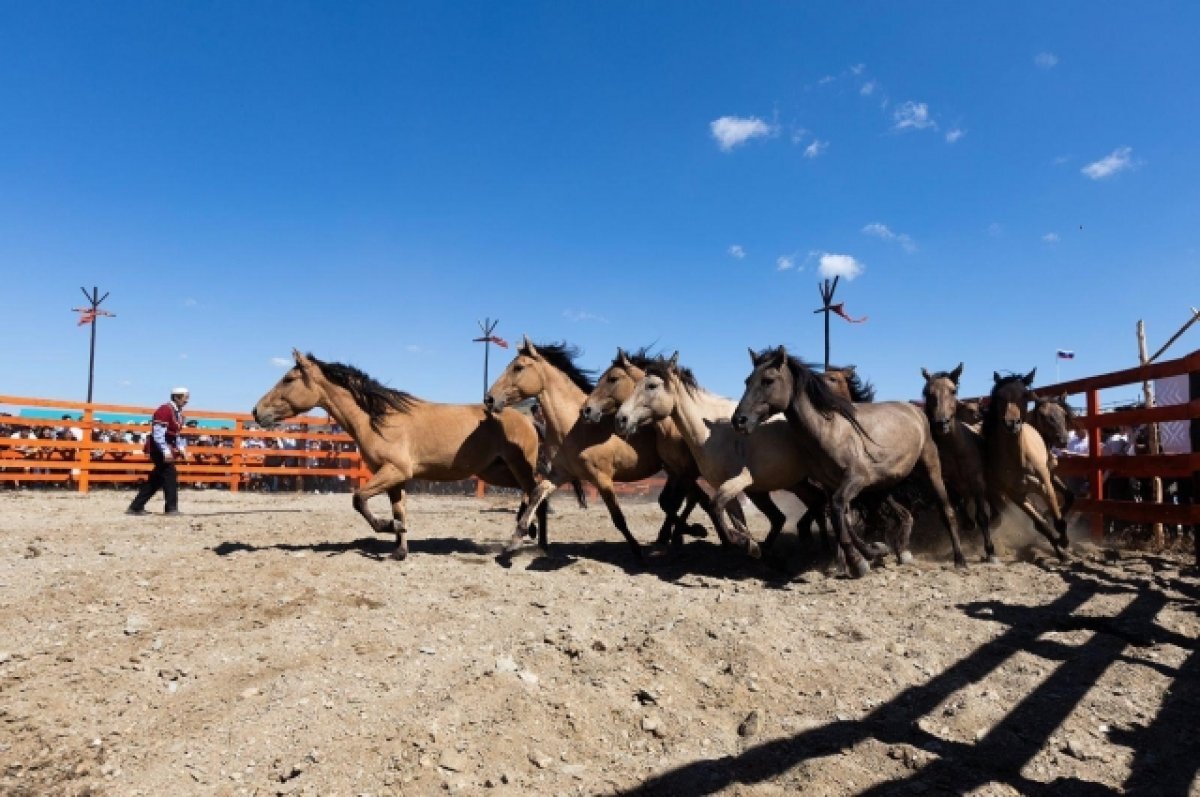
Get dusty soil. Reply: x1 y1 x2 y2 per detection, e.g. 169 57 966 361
1 487 1197 797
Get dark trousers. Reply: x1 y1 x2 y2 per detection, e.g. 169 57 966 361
130 446 178 512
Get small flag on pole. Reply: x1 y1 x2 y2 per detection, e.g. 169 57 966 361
73 307 114 326
472 335 509 348
1056 349 1075 359
829 303 868 324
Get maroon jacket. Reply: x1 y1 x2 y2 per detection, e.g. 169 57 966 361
144 402 185 455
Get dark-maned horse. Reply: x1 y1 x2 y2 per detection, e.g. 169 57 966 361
984 371 1070 558
921 364 995 560
733 346 967 576
823 365 876 403
252 350 545 560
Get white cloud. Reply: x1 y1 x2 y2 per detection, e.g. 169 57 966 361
987 222 1003 237
1043 232 1060 243
862 222 916 253
1053 155 1070 165
563 309 609 323
790 127 809 144
1081 146 1135 180
945 128 966 143
818 75 836 85
710 116 774 151
270 357 291 368
817 253 864 280
850 63 866 76
776 255 795 271
1034 52 1059 69
893 101 935 131
803 139 828 158
860 80 877 96
728 245 745 259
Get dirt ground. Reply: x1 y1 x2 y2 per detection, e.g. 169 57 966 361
1 487 1197 797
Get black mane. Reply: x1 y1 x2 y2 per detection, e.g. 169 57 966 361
984 373 1031 435
827 365 876 403
613 346 656 370
534 342 595 393
644 355 700 395
308 353 419 432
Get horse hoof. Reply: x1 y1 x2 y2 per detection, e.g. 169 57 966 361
391 548 408 561
898 551 914 565
985 555 1002 565
686 523 709 539
744 540 762 559
954 557 968 570
851 559 871 578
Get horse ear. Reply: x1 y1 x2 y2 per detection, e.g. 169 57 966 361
993 371 1002 384
1023 368 1036 386
920 367 931 381
293 350 314 369
747 347 758 364
668 351 679 369
771 346 788 367
1028 390 1041 402
1057 392 1069 403
617 348 632 368
520 336 537 356
950 363 964 383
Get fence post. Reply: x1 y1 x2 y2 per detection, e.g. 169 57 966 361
77 404 93 494
1087 388 1104 540
231 419 243 493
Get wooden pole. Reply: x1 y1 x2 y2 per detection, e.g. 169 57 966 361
1137 320 1165 548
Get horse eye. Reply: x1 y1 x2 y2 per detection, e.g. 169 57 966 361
761 378 775 387
608 375 620 383
513 365 523 373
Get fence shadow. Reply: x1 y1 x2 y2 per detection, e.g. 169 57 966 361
623 558 1199 796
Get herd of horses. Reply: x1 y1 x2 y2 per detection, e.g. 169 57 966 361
251 341 1080 577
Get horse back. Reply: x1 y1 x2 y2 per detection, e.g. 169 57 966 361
388 402 538 480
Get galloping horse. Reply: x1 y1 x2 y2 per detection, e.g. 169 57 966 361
252 351 545 560
484 338 666 559
920 364 995 560
1027 392 1078 515
733 346 967 576
579 347 729 545
612 353 848 559
983 371 1070 559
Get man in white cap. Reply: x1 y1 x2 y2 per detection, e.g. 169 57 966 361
127 387 190 515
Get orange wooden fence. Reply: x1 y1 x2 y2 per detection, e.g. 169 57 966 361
0 395 366 493
1015 348 1200 537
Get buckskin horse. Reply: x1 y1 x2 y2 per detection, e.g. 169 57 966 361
733 346 967 577
983 371 1071 559
252 350 545 560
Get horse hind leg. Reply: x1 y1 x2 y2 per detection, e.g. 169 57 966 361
882 495 915 565
1017 496 1068 561
655 475 686 546
385 483 410 560
595 478 644 560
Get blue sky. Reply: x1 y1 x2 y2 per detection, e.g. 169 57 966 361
2 2 1197 414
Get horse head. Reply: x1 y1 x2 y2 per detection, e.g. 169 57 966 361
733 346 793 434
920 363 963 436
484 335 546 413
1031 392 1073 449
581 347 645 424
614 352 678 437
988 368 1036 435
252 349 323 427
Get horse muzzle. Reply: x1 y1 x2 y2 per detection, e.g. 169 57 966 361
935 418 953 435
579 404 602 423
483 394 503 414
1005 419 1023 434
732 413 757 434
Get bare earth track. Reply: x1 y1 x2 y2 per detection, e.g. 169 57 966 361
1 489 1197 796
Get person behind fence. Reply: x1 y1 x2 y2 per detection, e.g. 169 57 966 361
126 387 190 515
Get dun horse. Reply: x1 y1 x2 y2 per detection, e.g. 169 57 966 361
484 338 668 559
252 350 545 559
1027 393 1078 516
733 346 967 576
920 364 995 560
983 371 1070 559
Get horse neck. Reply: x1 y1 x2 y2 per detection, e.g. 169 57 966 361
784 381 835 445
666 377 726 452
536 365 588 448
313 379 387 454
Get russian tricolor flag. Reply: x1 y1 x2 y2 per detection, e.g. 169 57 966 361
1056 349 1075 360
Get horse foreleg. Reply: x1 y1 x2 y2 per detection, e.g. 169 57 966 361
508 479 559 554
919 442 967 569
1015 495 1068 560
595 478 643 560
712 472 760 558
747 492 786 553
352 464 405 534
1031 459 1069 546
655 474 686 545
881 495 915 565
831 481 871 578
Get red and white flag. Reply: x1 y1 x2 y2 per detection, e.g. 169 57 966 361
829 303 868 324
473 335 509 348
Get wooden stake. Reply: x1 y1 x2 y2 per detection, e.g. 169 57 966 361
1137 320 1165 548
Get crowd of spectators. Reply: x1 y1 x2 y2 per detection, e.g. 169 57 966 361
0 412 357 493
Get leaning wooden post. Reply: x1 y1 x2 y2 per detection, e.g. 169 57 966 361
1087 388 1104 540
1136 320 1165 548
